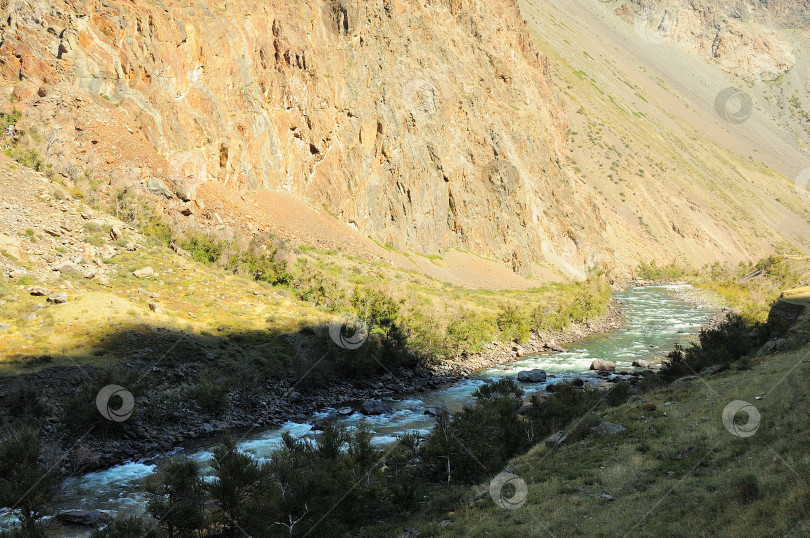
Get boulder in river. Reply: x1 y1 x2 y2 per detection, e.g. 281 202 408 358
360 399 393 415
632 359 652 368
56 510 111 527
424 406 445 417
590 359 616 371
517 369 547 383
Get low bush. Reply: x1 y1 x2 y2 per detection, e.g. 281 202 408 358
660 314 765 382
604 381 632 406
496 303 530 343
186 378 231 415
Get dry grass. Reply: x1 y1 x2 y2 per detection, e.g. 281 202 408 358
411 345 810 537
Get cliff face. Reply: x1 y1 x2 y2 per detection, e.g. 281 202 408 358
0 0 610 278
619 0 805 81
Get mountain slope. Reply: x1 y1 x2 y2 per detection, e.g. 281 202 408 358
517 0 810 269
0 0 808 286
0 0 612 281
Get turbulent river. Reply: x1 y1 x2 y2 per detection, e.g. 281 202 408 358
5 285 717 534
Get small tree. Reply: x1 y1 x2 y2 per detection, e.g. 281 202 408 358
347 421 379 472
0 429 55 537
146 457 207 538
210 438 263 536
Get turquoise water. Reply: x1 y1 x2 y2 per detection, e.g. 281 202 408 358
7 285 715 530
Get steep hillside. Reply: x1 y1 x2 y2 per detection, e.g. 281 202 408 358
517 0 810 270
0 0 612 281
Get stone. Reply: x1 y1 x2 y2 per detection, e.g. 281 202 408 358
632 359 652 368
337 406 354 416
423 406 445 417
46 292 68 304
145 177 174 199
590 422 627 437
767 298 806 329
756 338 787 356
0 233 23 260
545 431 567 447
99 245 117 259
590 359 616 372
71 446 100 472
700 364 727 376
133 267 154 278
29 286 50 296
517 369 547 383
672 375 698 386
173 178 197 201
109 225 123 240
56 261 80 275
56 510 111 527
360 399 393 415
148 302 166 315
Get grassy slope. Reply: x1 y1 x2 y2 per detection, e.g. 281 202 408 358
0 173 610 375
413 343 809 537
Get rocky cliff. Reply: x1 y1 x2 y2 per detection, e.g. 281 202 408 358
0 0 612 278
618 0 806 81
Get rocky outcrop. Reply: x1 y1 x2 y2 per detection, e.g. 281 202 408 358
589 422 627 437
0 0 612 279
618 0 801 81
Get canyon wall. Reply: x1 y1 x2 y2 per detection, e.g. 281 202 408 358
0 0 611 278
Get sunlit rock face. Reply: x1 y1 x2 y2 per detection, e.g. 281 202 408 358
619 0 802 81
0 0 612 279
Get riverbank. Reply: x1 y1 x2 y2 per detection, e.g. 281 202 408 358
0 298 627 478
1 284 720 482
436 298 625 376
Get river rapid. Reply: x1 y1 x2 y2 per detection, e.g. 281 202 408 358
4 285 717 534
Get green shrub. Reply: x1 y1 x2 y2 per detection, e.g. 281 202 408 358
186 378 230 414
661 314 763 381
180 233 223 264
146 457 208 538
0 429 55 536
424 378 527 484
4 385 48 421
496 304 530 343
604 381 632 407
0 108 21 131
445 310 496 358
